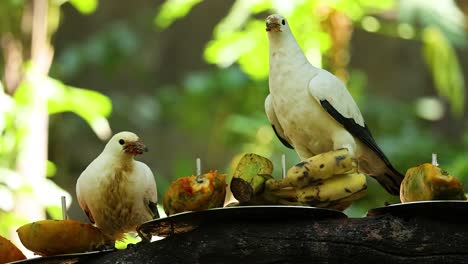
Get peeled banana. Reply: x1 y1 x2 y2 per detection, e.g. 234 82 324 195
286 148 356 188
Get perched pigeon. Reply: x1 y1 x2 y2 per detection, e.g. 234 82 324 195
76 131 159 240
265 14 404 195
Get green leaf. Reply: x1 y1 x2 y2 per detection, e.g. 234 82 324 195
422 27 465 117
46 79 111 117
44 77 112 138
154 0 202 30
0 212 29 238
46 160 57 178
13 70 112 139
68 0 98 15
46 205 63 220
205 20 269 80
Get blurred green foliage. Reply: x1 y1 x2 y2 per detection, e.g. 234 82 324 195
157 0 394 79
0 0 111 242
53 22 140 78
399 0 467 47
154 0 202 29
422 27 465 116
69 0 98 15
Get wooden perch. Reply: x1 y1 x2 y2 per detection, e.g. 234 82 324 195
79 206 468 264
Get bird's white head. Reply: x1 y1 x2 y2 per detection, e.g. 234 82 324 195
104 131 148 156
265 14 290 34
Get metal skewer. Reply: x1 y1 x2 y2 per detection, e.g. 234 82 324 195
281 154 286 179
196 157 203 183
61 196 67 220
432 153 438 167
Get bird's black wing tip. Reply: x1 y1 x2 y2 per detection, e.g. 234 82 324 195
319 99 384 159
84 209 95 224
148 201 160 219
272 125 294 149
320 99 404 194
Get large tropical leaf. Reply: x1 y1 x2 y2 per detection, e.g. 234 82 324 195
422 27 465 116
154 0 203 29
68 0 98 15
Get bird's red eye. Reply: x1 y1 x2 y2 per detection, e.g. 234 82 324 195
119 139 125 145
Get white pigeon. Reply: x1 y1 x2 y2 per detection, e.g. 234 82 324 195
76 131 159 240
265 14 404 195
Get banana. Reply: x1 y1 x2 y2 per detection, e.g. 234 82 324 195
286 148 357 188
230 153 273 203
228 151 366 210
296 173 367 204
265 173 367 210
313 188 367 211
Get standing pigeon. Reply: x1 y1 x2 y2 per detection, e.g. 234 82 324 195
76 131 159 240
265 14 404 195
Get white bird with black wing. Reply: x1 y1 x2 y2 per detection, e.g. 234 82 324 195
265 14 403 195
76 131 159 240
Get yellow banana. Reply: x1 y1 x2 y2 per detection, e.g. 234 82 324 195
286 149 357 188
228 151 366 210
296 173 367 204
265 172 367 210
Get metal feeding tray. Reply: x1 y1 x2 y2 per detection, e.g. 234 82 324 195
8 249 116 264
137 205 347 238
367 200 468 219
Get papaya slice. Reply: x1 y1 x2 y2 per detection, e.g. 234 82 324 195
17 219 112 256
163 170 226 216
0 235 26 263
400 163 466 203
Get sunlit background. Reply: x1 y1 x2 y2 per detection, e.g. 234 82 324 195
1 0 468 254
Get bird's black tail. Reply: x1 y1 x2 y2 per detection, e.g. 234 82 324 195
374 165 405 195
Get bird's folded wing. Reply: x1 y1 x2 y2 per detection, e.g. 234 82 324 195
308 69 364 126
141 163 160 219
265 94 294 149
307 70 391 166
76 182 95 224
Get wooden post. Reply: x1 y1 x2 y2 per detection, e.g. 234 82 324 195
81 211 468 264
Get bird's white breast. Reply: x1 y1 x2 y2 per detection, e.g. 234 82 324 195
269 70 347 160
79 159 152 237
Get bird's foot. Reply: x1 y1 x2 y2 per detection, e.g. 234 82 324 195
126 243 139 250
137 229 152 243
96 242 117 252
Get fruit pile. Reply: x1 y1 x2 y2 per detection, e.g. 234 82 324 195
229 150 367 211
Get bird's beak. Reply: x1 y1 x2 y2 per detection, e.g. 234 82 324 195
266 22 281 32
124 141 148 155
